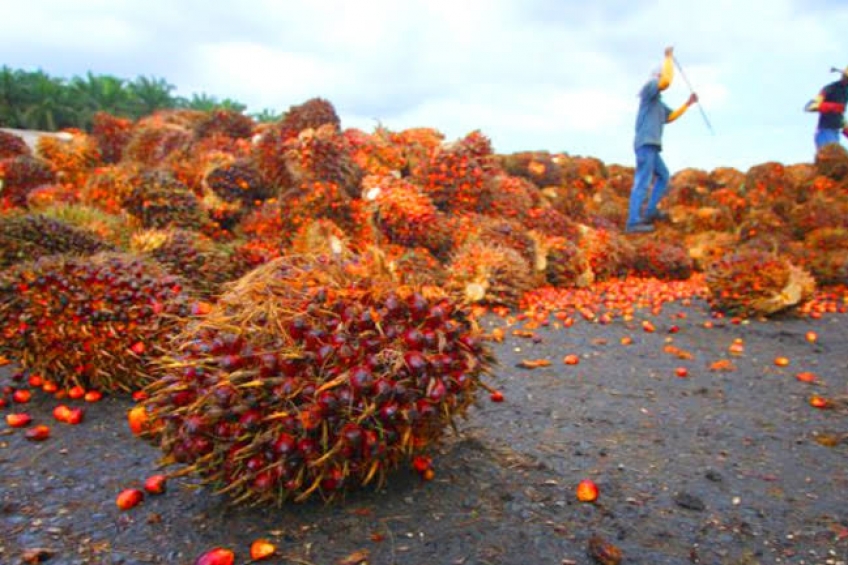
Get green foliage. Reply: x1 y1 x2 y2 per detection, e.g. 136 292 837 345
0 66 260 132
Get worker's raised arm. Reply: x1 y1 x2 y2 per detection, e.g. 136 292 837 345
667 92 699 123
658 46 674 91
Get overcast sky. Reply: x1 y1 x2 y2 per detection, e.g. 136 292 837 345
3 0 848 173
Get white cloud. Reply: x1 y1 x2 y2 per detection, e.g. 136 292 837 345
1 0 848 171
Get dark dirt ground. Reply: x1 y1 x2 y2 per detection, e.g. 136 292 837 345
1 296 847 565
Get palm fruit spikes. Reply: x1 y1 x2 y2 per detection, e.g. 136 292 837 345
0 252 193 391
137 253 495 505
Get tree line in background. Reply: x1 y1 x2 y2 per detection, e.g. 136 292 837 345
0 66 282 132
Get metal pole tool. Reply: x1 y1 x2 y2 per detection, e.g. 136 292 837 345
673 55 714 134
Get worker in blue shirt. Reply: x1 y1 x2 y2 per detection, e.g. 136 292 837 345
626 46 698 234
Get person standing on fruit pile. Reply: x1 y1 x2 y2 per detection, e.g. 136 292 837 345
625 46 699 234
805 66 848 151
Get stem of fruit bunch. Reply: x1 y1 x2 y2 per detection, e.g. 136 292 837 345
294 473 324 503
476 380 499 394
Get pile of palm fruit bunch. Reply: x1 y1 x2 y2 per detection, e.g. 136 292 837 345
135 252 495 504
131 228 255 300
704 246 816 317
0 252 194 391
91 111 134 164
2 88 848 372
0 154 57 208
0 212 116 269
0 129 32 159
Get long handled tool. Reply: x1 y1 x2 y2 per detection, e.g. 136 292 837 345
672 55 714 134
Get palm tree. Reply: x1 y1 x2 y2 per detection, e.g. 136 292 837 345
252 108 282 123
19 70 77 131
69 72 136 128
128 75 177 118
177 92 247 113
0 66 27 127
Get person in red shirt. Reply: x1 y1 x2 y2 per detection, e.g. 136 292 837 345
806 66 848 150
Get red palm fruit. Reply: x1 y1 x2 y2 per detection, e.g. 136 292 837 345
250 539 276 561
576 479 599 502
320 467 345 492
12 389 31 404
84 390 103 402
127 405 149 435
194 548 235 565
253 471 276 492
53 404 72 422
116 488 144 510
412 455 432 474
272 433 296 456
25 425 51 441
402 327 425 350
27 374 44 388
403 351 428 377
144 474 167 494
340 423 363 450
6 413 32 427
66 407 85 425
489 390 505 402
68 386 85 400
350 366 374 395
0 398 6 409
129 341 146 355
131 390 148 401
42 381 59 394
427 378 447 402
563 354 580 366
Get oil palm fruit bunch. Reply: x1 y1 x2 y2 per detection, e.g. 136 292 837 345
205 160 274 205
133 229 253 300
543 236 593 288
0 130 31 159
123 119 193 167
0 213 116 269
0 155 57 207
801 227 848 285
81 163 140 214
631 239 693 280
288 218 351 258
122 170 207 230
411 143 486 213
744 162 799 209
384 245 447 287
559 155 608 196
788 192 848 237
814 142 848 180
33 203 137 249
704 246 815 317
194 109 255 141
495 151 562 188
37 131 102 191
279 180 355 237
137 253 495 505
522 206 575 238
577 225 635 282
366 174 453 259
343 127 406 176
91 112 134 164
445 241 534 307
283 124 363 198
252 98 340 190
0 252 193 391
476 174 538 221
469 216 538 268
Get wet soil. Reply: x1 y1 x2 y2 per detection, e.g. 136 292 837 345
1 297 847 565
